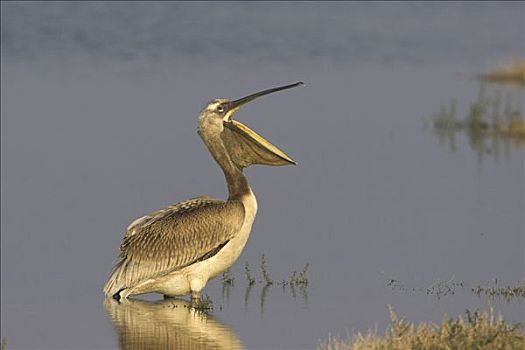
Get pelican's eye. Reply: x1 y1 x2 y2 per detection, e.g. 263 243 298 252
217 105 225 113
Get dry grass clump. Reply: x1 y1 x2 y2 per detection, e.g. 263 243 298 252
480 59 525 85
319 307 524 350
221 268 235 286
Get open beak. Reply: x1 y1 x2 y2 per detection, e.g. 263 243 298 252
221 82 303 168
223 82 304 122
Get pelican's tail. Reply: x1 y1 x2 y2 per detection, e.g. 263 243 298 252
103 259 128 300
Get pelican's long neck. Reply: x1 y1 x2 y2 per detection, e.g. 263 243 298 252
200 128 251 200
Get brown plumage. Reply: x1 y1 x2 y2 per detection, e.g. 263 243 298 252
103 197 244 297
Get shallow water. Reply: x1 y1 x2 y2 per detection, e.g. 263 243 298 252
1 3 524 349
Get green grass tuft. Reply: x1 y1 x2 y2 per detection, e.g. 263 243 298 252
244 262 256 286
221 268 235 286
260 254 273 285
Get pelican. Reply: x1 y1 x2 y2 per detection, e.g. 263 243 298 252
104 82 302 300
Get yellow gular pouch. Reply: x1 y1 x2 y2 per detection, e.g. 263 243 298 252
222 119 296 169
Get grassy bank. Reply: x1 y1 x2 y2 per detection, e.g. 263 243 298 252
319 307 524 350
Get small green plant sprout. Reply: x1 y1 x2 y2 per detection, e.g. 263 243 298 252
289 270 297 285
260 254 273 285
221 268 234 287
191 294 214 314
244 262 256 286
297 262 309 285
287 262 309 286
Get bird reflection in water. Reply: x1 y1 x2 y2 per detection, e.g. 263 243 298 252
104 298 243 350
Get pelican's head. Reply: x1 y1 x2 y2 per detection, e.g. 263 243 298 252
198 82 303 169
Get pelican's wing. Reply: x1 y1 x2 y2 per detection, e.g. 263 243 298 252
104 196 245 297
122 196 220 246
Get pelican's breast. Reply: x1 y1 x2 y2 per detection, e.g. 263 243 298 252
153 190 257 296
207 190 258 278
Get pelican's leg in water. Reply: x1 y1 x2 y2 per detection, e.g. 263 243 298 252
189 275 205 300
191 290 201 300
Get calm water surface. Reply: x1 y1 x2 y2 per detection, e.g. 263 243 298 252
1 3 524 349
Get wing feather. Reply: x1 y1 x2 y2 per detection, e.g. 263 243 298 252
104 196 245 297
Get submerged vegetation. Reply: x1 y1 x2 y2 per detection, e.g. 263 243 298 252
190 294 214 314
260 254 273 285
383 273 525 303
251 254 309 288
424 276 464 299
473 279 525 302
244 262 256 286
220 254 310 310
427 82 524 167
479 59 525 86
319 307 525 350
431 83 524 143
221 268 235 287
294 263 310 286
383 272 464 299
221 268 234 301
